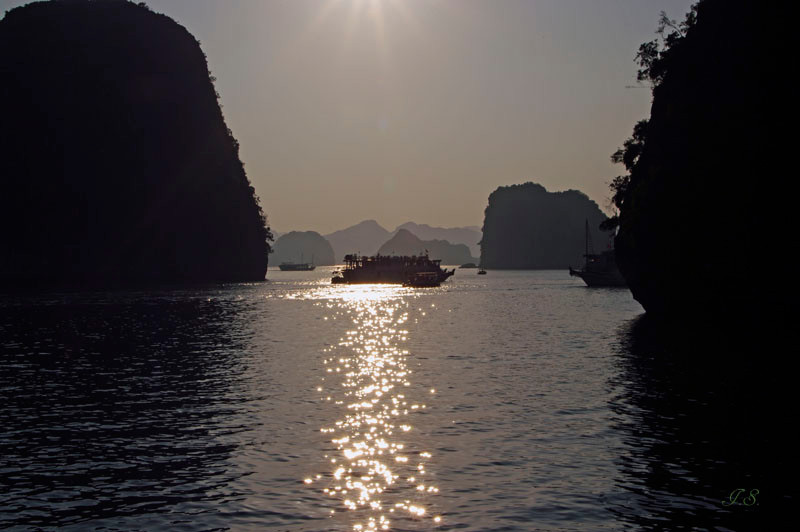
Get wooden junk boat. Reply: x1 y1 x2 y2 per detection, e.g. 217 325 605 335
332 253 455 286
568 220 627 287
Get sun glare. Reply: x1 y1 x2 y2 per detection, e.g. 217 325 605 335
299 280 441 529
306 0 419 68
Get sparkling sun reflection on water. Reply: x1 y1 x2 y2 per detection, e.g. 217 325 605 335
298 284 441 530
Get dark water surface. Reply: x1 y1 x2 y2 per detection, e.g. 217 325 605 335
1 270 786 530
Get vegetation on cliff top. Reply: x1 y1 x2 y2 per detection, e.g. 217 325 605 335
0 0 271 284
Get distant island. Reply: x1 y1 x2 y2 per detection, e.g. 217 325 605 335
377 229 476 265
480 183 607 269
271 231 335 266
0 1 271 285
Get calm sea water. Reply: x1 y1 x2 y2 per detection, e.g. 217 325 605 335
0 269 785 531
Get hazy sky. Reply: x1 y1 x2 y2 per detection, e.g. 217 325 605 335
2 0 696 233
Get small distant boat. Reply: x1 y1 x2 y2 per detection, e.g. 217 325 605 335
477 269 487 275
278 253 316 271
279 262 316 271
460 262 478 269
569 220 626 287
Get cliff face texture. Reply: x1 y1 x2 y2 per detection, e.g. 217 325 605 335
480 183 607 269
613 0 790 316
0 0 270 285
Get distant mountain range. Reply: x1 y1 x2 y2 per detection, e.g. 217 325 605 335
322 220 481 263
271 220 481 264
393 222 481 258
378 229 475 265
324 220 390 261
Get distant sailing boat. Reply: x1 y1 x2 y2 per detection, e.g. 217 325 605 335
568 220 626 287
278 252 316 271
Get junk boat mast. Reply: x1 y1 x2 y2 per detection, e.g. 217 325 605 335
568 220 627 287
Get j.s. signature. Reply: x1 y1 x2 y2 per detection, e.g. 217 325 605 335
722 488 759 506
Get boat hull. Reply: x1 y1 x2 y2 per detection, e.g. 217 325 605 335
403 272 442 287
331 254 455 285
569 267 627 287
339 268 453 284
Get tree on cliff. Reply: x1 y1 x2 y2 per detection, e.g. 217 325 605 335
602 8 696 231
0 0 272 284
607 0 792 315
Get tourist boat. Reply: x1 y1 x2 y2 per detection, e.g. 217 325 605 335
477 269 487 275
568 221 626 287
331 253 455 284
279 253 316 271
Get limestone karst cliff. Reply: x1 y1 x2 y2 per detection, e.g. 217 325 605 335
480 183 607 269
608 0 791 317
0 0 271 285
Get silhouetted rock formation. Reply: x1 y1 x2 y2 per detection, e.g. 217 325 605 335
325 220 390 262
0 0 271 285
271 231 335 266
393 222 482 259
480 183 607 269
607 0 791 317
377 229 475 265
